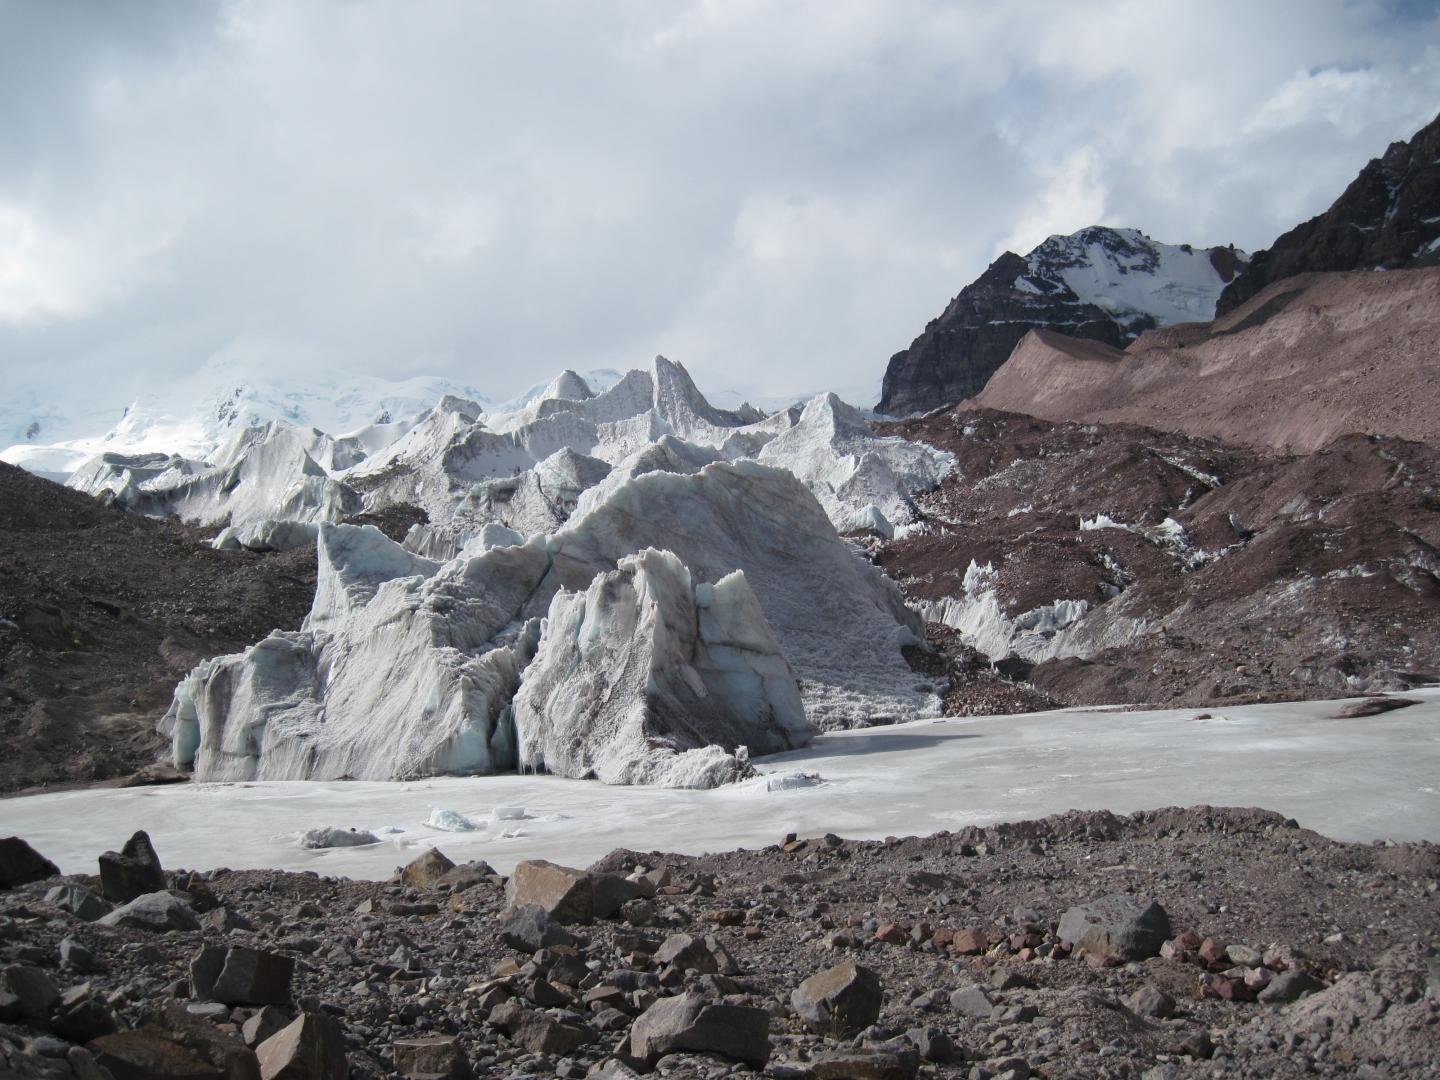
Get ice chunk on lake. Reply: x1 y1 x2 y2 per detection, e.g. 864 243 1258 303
426 808 479 832
297 826 380 849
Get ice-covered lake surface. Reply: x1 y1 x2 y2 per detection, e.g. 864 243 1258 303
6 690 1437 880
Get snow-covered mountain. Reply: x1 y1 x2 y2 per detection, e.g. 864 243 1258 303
878 226 1248 416
0 359 494 482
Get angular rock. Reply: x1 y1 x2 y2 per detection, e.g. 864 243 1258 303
1258 969 1326 1005
242 1006 294 1049
0 836 60 889
906 1027 960 1064
397 848 455 889
505 860 595 923
811 1046 920 1080
1057 894 1171 961
496 904 577 952
393 1034 472 1079
99 891 201 932
791 960 883 1037
949 983 995 1019
98 830 166 903
59 936 95 973
255 1012 347 1080
193 946 295 1006
653 933 721 974
0 964 60 1023
46 883 112 922
628 992 770 1068
90 1029 235 1080
489 1001 592 1056
51 988 118 1043
591 872 642 919
1127 985 1175 1018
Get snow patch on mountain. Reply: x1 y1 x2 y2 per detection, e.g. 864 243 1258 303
1027 227 1245 329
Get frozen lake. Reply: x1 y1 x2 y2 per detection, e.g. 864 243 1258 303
5 690 1437 880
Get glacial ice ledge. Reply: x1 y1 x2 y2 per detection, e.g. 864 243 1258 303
161 460 934 787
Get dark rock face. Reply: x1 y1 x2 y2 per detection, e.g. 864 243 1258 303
98 830 165 903
878 227 1243 416
0 837 59 889
1217 112 1440 314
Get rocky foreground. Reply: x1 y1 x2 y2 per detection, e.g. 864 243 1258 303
1 806 1437 1079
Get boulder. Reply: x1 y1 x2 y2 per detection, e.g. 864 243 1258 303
1127 985 1175 1018
791 960 883 1037
393 1035 472 1079
811 1047 920 1079
496 904 577 952
242 1006 294 1048
1057 895 1171 961
192 946 295 1006
90 1029 238 1080
905 1027 960 1064
98 831 166 903
488 1001 592 1056
51 986 118 1043
0 836 59 889
46 883 112 922
59 936 95 973
628 992 770 1068
949 984 995 1018
99 891 201 932
397 848 455 889
653 933 722 974
255 1012 347 1080
505 860 595 923
1258 969 1326 1005
0 964 60 1023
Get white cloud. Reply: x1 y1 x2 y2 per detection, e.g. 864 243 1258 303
0 0 1436 425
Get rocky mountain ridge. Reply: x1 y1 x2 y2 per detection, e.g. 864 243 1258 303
1217 111 1440 315
877 227 1245 416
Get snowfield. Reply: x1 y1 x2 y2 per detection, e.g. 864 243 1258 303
6 689 1436 879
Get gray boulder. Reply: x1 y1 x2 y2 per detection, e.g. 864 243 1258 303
496 904 577 951
99 891 200 932
1258 970 1326 1005
628 992 770 1068
46 883 112 922
1057 894 1171 961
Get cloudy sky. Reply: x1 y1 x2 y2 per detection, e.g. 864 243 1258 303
2 0 1438 429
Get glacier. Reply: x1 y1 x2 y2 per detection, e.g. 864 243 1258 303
512 548 814 788
35 352 958 788
161 459 936 787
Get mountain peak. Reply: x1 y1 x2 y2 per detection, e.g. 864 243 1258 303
878 226 1245 416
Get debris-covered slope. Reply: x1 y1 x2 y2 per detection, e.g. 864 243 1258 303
1 805 1436 1078
0 462 318 793
971 266 1440 453
873 409 1440 709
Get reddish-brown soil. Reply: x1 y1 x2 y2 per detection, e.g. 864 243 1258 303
971 267 1440 454
875 409 1440 710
